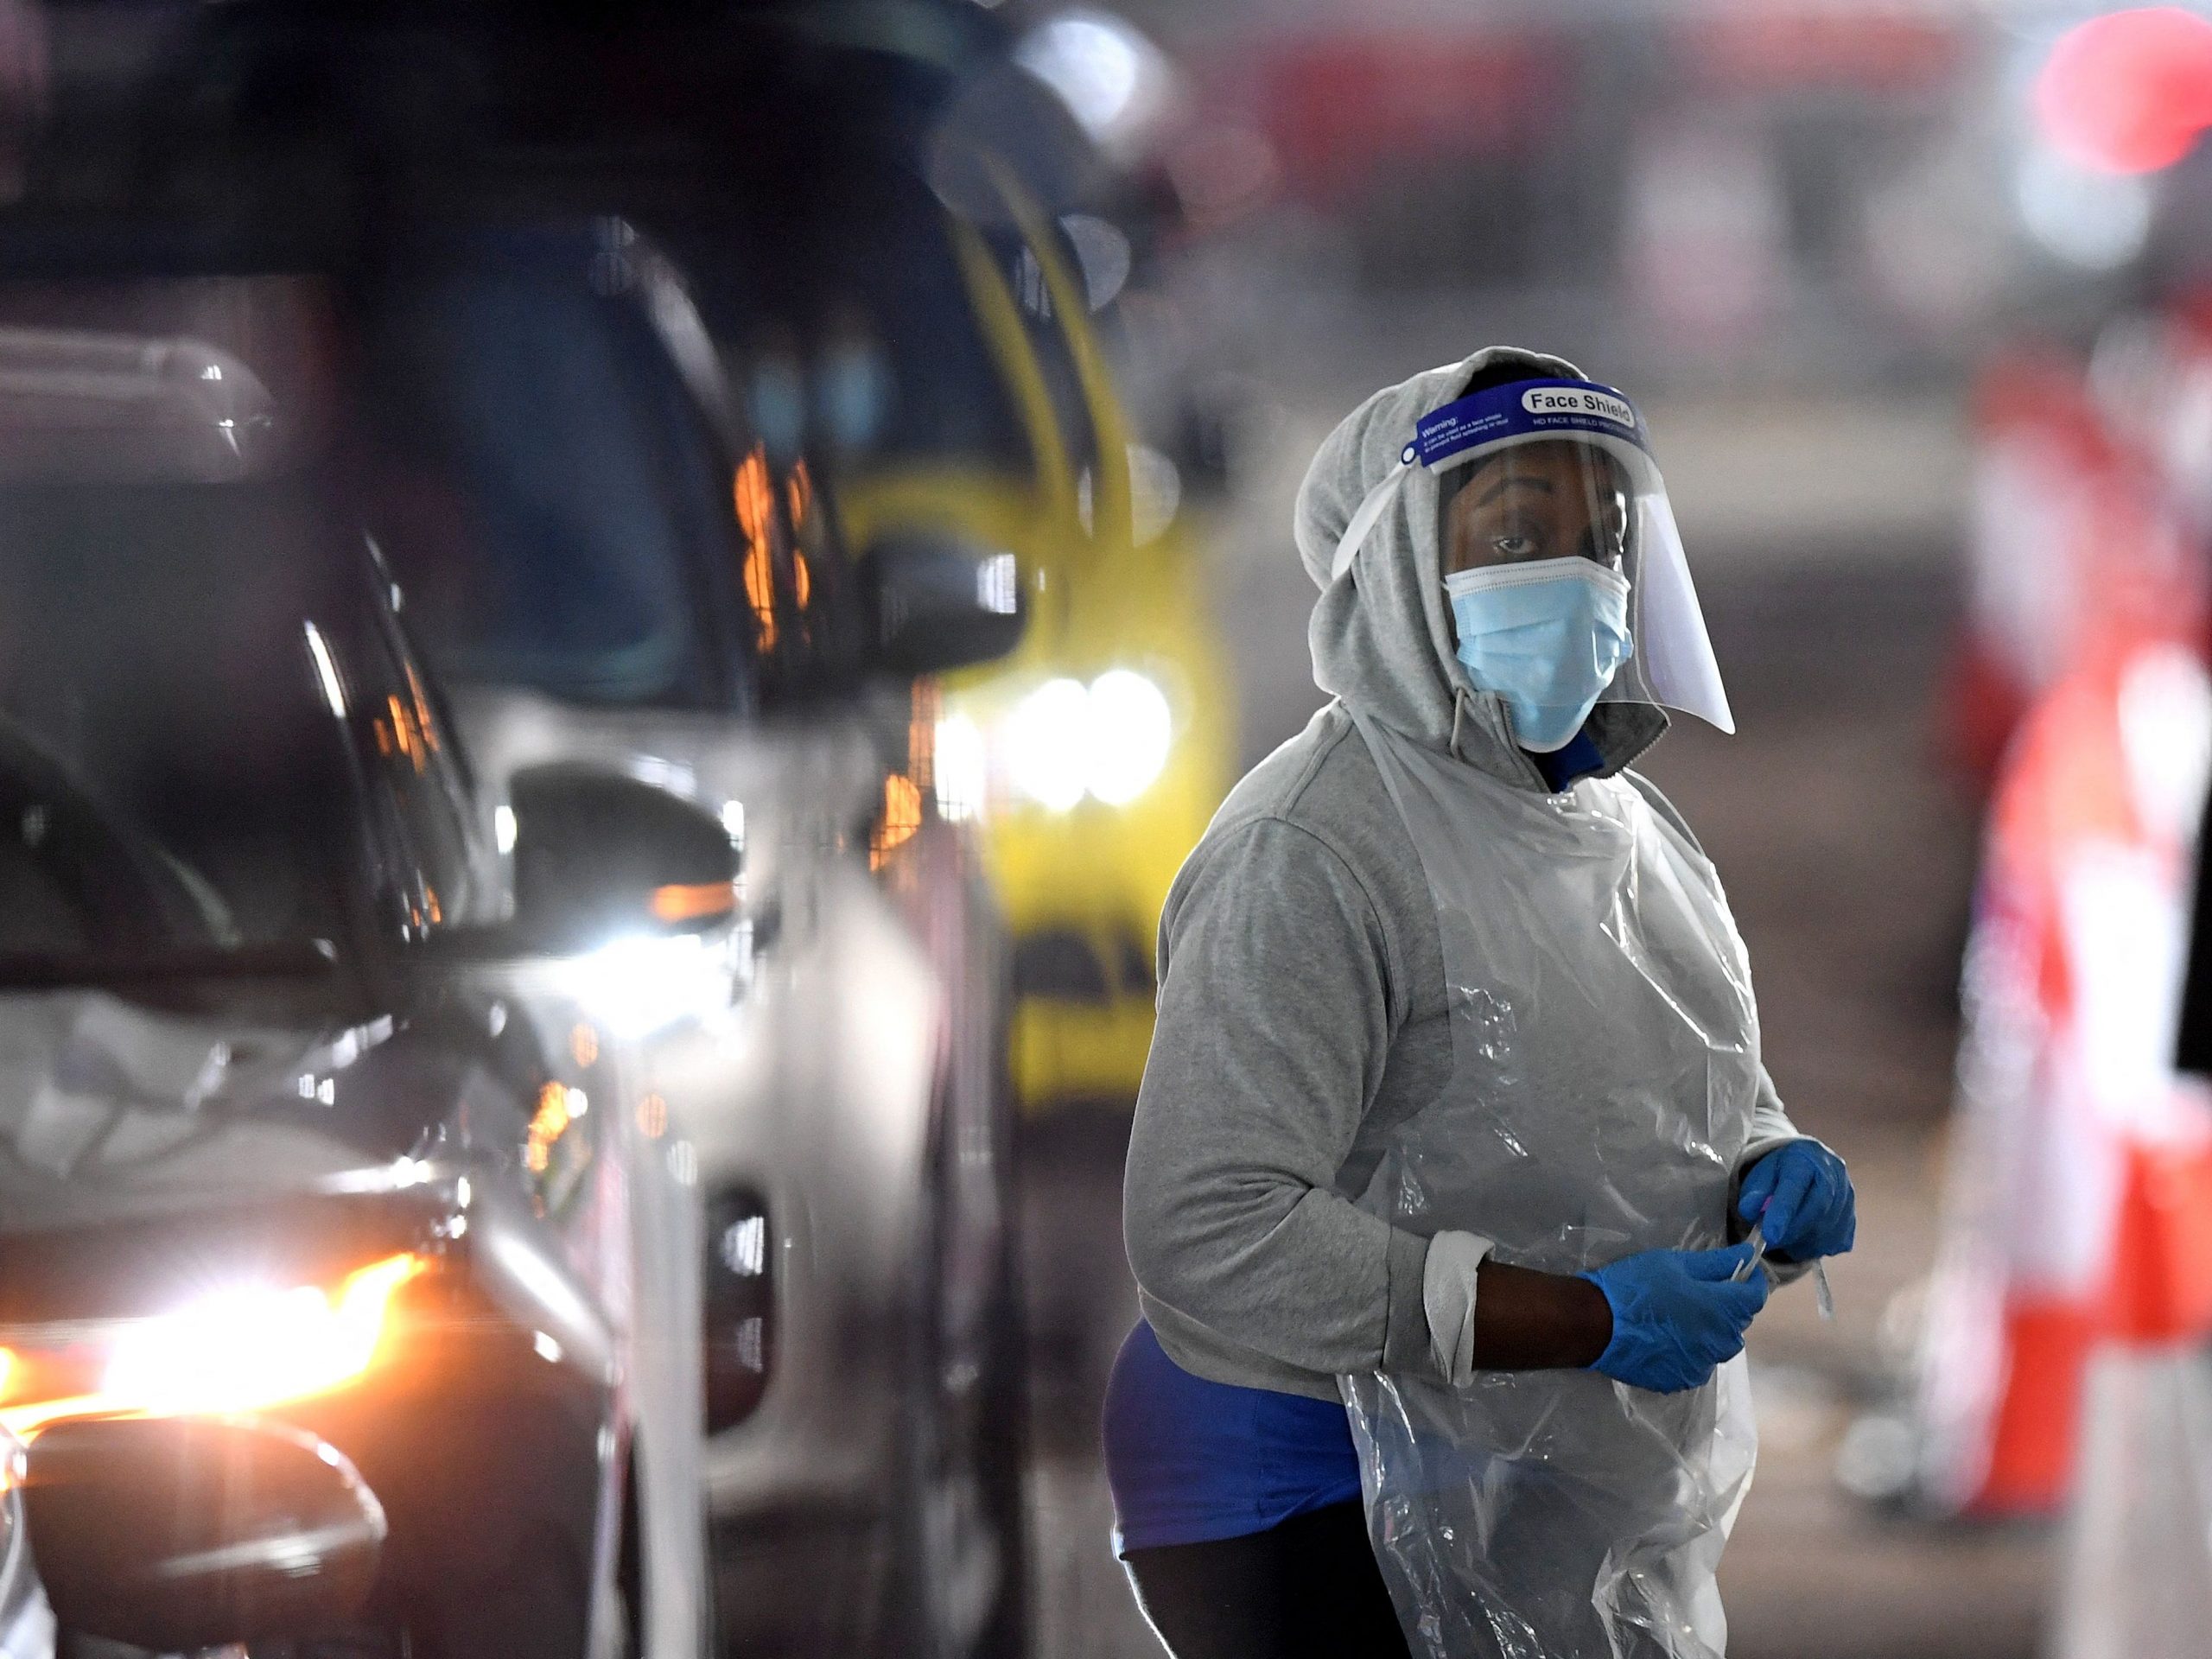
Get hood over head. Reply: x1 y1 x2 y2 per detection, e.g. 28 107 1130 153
1293 346 1668 779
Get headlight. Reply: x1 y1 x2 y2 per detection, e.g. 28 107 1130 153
0 1252 423 1438
567 930 739 1038
1006 671 1173 811
1007 677 1093 811
1084 670 1173 805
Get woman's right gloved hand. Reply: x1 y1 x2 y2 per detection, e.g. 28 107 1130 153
1579 1243 1769 1394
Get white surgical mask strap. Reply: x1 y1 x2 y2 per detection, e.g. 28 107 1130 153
1330 460 1410 582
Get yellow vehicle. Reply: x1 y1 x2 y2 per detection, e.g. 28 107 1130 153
831 166 1234 1115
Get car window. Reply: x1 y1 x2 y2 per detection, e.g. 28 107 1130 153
362 231 746 714
0 279 495 963
724 164 1036 480
351 563 483 933
0 472 383 952
0 717 217 956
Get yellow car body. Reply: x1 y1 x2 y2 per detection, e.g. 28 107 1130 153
835 174 1232 1116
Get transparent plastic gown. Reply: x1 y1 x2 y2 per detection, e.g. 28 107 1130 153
1342 710 1764 1659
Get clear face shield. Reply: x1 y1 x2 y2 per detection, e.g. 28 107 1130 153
1331 378 1734 747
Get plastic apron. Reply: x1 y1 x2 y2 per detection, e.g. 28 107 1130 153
1340 709 1764 1659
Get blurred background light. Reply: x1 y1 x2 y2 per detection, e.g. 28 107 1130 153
2013 139 2157 268
934 712 988 823
1127 444 1182 546
1083 670 1173 806
1018 12 1140 134
1005 671 1174 810
976 550 1020 615
569 934 732 1037
1015 9 1174 156
1008 677 1094 811
2034 7 2212 175
1060 213 1134 312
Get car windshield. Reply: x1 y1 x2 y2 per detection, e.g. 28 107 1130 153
715 160 1034 477
0 280 461 973
359 226 738 711
0 477 372 957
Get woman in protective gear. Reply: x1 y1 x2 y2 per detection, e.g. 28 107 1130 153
1107 348 1856 1659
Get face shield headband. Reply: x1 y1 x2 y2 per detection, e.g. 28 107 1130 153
1328 377 1735 736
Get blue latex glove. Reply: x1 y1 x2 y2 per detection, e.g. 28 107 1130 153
1737 1140 1856 1262
1580 1243 1770 1394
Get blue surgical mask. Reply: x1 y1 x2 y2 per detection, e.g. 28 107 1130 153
1444 557 1634 753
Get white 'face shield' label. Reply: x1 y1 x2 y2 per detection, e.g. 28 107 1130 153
1522 385 1637 426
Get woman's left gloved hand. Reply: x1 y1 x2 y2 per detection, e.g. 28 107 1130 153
1736 1141 1855 1262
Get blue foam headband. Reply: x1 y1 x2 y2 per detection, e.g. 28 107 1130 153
1402 377 1651 468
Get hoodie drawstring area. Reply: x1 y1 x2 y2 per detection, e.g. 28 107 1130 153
1449 681 1575 791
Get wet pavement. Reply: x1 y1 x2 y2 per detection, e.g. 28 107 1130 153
1012 398 2051 1657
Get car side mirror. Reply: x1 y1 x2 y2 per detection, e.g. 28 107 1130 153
509 765 741 952
23 1416 385 1651
860 530 1026 674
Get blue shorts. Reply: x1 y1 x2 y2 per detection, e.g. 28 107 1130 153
1101 1320 1365 1554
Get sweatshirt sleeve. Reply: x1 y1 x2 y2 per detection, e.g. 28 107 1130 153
1123 815 1439 1380
1741 1064 1802 1170
1730 1065 1820 1280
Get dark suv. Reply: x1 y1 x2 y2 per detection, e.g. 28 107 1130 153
0 288 735 1658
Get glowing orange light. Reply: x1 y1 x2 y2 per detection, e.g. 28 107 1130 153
570 1023 601 1069
383 693 428 773
871 773 924 869
404 661 442 753
735 449 779 652
526 1081 573 1174
734 448 773 541
2036 8 2212 174
744 550 779 651
650 880 737 925
637 1093 669 1139
0 1253 425 1438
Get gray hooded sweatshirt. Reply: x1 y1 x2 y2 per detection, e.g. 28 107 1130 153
1123 347 1802 1402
